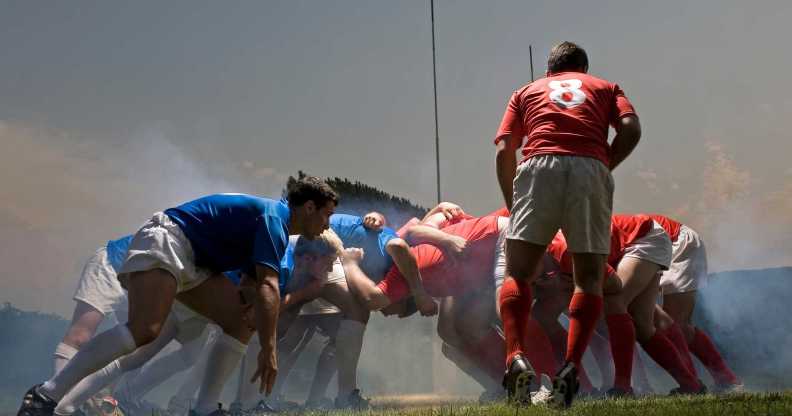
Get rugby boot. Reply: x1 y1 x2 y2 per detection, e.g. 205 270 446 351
502 354 535 405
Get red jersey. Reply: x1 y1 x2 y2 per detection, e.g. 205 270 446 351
545 214 654 276
648 214 682 242
494 72 636 167
377 215 501 303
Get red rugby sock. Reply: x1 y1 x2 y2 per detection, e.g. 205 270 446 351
522 318 559 377
565 293 603 368
606 313 636 391
689 328 739 385
642 331 701 391
499 278 533 367
663 323 698 377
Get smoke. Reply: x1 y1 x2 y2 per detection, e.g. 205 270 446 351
0 121 284 316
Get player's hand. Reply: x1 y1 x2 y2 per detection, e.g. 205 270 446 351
251 344 278 395
436 202 465 220
341 247 365 264
363 213 385 231
414 292 438 316
441 235 468 265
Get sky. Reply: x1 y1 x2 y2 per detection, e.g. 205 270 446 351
2 0 792 316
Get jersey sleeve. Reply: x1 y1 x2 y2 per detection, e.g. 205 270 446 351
378 227 399 254
494 91 525 144
252 214 289 274
376 267 409 304
610 83 637 125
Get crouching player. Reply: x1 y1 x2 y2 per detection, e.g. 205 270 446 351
18 178 338 416
650 214 743 393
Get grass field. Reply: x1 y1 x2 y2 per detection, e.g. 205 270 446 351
258 392 792 416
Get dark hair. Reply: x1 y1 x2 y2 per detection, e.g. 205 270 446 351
287 176 339 209
547 41 588 74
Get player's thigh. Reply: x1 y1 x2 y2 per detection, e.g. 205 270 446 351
125 268 178 343
617 257 661 305
177 273 252 341
628 275 661 340
320 281 370 324
662 291 696 325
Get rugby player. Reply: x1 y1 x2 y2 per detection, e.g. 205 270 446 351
493 41 641 407
18 177 338 416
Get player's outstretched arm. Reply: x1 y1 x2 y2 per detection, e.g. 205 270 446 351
609 114 641 170
495 134 521 210
240 264 281 396
385 239 438 316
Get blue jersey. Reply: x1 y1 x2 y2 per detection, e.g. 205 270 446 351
106 235 134 272
164 194 290 274
330 214 398 282
225 235 296 293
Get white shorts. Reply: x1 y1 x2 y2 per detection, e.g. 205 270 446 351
509 155 613 254
300 259 343 315
119 212 213 293
660 226 708 294
622 221 673 270
492 217 510 301
73 246 128 319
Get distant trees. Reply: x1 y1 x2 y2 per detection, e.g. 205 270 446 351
0 303 68 409
285 171 428 228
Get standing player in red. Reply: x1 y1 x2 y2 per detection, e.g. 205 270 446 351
649 214 743 393
494 41 641 407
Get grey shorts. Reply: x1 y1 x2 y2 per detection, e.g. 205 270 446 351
509 155 614 254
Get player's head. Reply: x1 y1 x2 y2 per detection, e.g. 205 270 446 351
380 296 418 318
294 229 343 278
547 41 588 75
287 176 339 238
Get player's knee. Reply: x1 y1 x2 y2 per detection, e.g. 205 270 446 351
633 318 655 343
128 322 163 346
63 328 93 349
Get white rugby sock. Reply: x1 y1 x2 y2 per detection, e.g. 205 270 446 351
53 343 78 376
41 325 136 401
335 319 366 398
194 334 247 415
233 337 260 409
168 335 215 416
118 332 204 402
54 318 177 414
54 361 122 415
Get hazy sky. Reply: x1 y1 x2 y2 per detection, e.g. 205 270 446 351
2 1 792 315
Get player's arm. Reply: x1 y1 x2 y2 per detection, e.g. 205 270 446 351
385 238 438 316
609 114 641 171
495 134 522 210
403 224 466 262
239 264 281 395
421 202 466 223
340 248 392 310
280 278 324 311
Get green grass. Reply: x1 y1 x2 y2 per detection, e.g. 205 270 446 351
261 392 792 416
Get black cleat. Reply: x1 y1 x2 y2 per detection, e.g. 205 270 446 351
502 354 536 405
549 362 580 408
18 385 56 416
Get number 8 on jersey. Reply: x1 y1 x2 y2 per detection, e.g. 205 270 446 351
548 79 587 109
